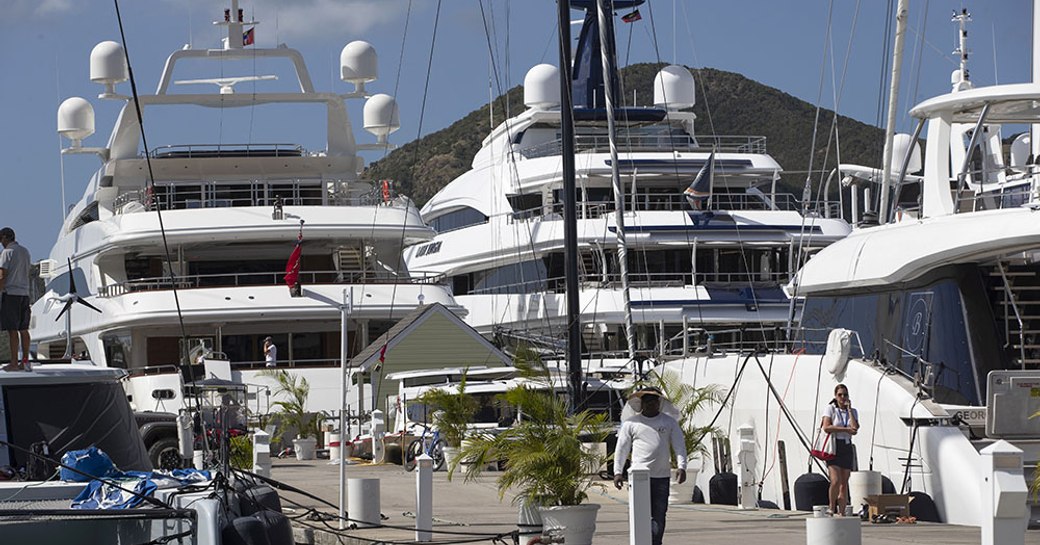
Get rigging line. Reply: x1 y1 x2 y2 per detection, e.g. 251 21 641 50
867 366 887 471
391 0 413 100
55 51 67 219
872 0 896 174
761 348 805 481
803 0 836 195
808 352 825 472
112 0 191 370
907 0 930 117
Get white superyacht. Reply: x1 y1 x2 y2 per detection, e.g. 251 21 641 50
30 1 461 415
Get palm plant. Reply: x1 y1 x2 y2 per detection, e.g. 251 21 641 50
643 370 726 460
455 359 610 507
261 369 314 441
416 372 477 448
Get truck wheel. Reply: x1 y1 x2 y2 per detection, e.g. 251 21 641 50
148 437 182 470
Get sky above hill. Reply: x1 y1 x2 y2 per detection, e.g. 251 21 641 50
0 0 1032 259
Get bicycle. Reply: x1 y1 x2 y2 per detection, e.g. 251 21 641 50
403 425 446 472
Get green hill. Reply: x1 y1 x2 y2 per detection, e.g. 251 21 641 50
365 63 885 206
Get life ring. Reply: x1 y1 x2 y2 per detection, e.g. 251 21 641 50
823 328 852 378
381 180 391 203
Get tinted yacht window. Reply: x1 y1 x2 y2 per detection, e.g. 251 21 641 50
429 207 488 233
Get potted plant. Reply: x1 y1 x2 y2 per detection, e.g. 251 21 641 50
415 372 477 471
456 360 609 545
645 370 725 504
261 369 317 460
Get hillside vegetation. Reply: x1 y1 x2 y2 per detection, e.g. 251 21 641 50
365 63 885 206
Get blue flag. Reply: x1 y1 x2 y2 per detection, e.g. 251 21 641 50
684 151 715 210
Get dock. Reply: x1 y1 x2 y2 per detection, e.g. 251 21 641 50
267 458 1027 545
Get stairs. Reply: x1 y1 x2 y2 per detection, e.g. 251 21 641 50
988 263 1040 367
579 251 600 283
336 246 365 281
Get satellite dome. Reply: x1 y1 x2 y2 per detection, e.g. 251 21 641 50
57 97 95 146
1010 133 1031 168
341 41 378 94
891 133 922 174
653 65 695 110
364 94 400 143
90 41 128 96
524 64 560 110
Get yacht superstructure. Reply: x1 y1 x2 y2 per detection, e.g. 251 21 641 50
662 8 1040 526
31 2 461 414
404 2 851 366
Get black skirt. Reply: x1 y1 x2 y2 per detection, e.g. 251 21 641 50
826 440 856 470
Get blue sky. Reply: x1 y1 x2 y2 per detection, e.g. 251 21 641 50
0 0 1032 260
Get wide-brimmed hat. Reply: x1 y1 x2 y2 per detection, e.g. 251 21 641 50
622 386 679 421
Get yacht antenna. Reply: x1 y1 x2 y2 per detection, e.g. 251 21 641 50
952 8 972 88
215 0 258 50
877 0 909 225
595 0 637 363
557 0 583 413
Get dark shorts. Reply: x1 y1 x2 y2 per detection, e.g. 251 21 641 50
0 293 31 331
826 440 856 470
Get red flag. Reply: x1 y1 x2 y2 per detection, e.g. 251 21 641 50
243 27 255 46
284 224 303 291
379 344 387 364
621 10 641 23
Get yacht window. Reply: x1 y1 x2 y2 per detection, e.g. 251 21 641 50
429 207 488 233
472 260 548 295
69 202 99 231
507 193 543 218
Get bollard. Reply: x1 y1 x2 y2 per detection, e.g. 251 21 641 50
980 440 1028 545
348 478 381 528
736 424 757 509
628 466 651 545
805 517 861 545
252 429 271 478
415 453 433 542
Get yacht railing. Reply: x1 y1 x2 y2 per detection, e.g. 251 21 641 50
510 193 840 221
517 134 767 159
98 269 446 297
111 178 404 214
466 271 790 296
150 143 307 159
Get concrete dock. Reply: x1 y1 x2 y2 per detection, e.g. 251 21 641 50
269 458 1038 545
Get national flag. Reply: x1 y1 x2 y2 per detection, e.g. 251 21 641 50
684 151 715 210
621 10 641 23
243 27 255 46
284 222 303 292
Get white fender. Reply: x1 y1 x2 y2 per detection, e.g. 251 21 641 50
823 328 852 379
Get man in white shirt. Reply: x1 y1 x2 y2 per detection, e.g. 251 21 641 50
613 387 687 545
264 337 278 368
0 227 32 371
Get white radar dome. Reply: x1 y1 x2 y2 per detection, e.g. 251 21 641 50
90 41 128 96
1010 133 1031 168
891 133 922 174
524 64 560 110
341 41 378 94
57 97 95 146
364 94 400 144
654 65 695 110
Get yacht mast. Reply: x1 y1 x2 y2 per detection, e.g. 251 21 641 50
557 0 584 413
1033 0 1040 160
878 0 909 224
595 0 638 363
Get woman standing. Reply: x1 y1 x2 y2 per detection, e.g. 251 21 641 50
821 383 859 515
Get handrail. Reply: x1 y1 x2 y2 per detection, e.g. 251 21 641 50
99 269 446 298
509 192 841 221
466 271 791 296
517 133 767 159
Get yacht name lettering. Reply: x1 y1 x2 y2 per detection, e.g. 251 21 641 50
416 241 442 257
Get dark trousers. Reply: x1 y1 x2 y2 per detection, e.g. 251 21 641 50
650 477 670 545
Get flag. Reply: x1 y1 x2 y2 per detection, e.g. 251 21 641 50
621 10 641 23
378 344 387 364
284 222 303 293
684 151 715 210
243 27 255 46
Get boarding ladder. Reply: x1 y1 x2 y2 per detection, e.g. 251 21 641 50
988 262 1040 368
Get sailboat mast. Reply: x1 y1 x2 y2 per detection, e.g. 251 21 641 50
595 0 637 362
557 0 584 413
877 0 909 224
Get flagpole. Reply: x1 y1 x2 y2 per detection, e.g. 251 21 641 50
338 287 352 530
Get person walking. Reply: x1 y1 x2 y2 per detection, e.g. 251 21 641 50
263 336 277 368
613 386 687 545
0 227 32 371
821 383 859 515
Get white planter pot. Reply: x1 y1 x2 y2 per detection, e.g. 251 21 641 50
669 468 700 504
538 504 600 545
441 446 460 472
293 437 317 460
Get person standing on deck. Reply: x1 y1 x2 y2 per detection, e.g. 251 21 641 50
264 336 278 368
0 227 32 371
613 386 687 545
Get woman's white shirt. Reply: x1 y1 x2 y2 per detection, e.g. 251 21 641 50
822 404 858 442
